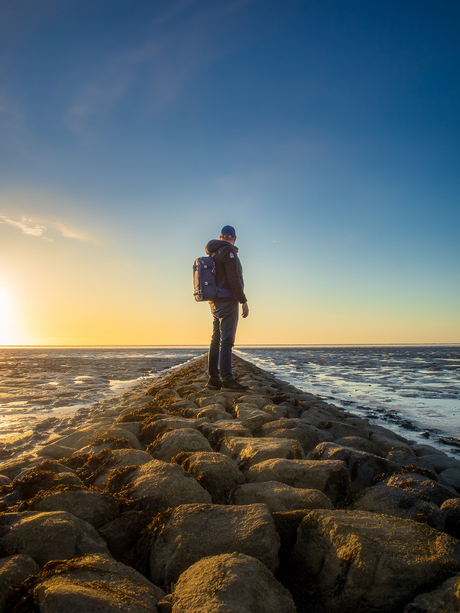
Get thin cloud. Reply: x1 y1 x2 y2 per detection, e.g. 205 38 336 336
0 214 98 243
0 215 52 240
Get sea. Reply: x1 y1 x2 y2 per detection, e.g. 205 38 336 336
0 345 459 461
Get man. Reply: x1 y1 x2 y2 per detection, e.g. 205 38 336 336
205 225 249 391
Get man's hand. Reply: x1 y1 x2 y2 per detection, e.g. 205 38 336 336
242 302 249 318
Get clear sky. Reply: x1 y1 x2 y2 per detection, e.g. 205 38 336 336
0 0 459 345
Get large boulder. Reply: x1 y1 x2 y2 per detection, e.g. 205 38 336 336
229 404 277 432
107 459 211 512
149 503 280 585
308 442 389 489
65 449 152 490
140 417 206 446
232 481 333 513
381 471 458 506
291 509 460 613
164 553 297 613
246 459 351 505
31 488 120 529
441 499 460 539
0 554 40 612
147 428 212 462
0 511 110 567
174 451 245 504
352 482 445 530
220 437 305 472
30 553 165 613
333 436 386 457
403 574 460 613
260 419 332 453
198 421 252 448
323 421 370 440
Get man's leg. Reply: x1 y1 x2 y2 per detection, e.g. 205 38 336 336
218 300 239 382
208 304 221 378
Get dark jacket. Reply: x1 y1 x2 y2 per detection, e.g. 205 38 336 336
205 239 247 304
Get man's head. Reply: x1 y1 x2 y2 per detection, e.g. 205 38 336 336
220 225 237 245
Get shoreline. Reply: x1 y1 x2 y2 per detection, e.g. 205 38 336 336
2 354 460 611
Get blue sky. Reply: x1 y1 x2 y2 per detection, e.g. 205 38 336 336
0 0 459 344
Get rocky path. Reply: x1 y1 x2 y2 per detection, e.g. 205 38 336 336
1 355 460 612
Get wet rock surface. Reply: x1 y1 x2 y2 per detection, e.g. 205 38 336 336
1 354 460 612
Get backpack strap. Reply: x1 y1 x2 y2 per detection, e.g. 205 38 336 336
211 249 237 299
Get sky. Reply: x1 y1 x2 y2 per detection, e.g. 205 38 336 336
0 0 459 345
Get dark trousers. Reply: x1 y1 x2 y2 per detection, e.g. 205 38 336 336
208 300 239 381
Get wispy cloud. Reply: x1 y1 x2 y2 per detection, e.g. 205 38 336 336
0 215 51 240
0 214 97 243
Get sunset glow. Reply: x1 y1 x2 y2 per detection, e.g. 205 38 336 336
0 1 458 346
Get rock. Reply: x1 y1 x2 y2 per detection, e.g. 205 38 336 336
31 488 120 529
31 553 165 613
174 451 245 504
441 499 460 539
149 503 280 585
229 404 277 432
0 476 10 486
412 444 449 458
232 481 333 513
196 404 231 422
382 471 458 506
334 436 386 457
440 469 460 492
100 427 143 450
234 395 272 409
291 509 460 613
247 458 351 505
85 449 153 489
165 553 296 613
403 573 460 612
195 393 234 409
387 448 435 472
140 417 207 446
147 428 212 462
197 420 253 448
308 442 389 489
352 482 446 530
0 511 110 567
113 421 142 438
301 407 346 428
50 425 110 450
260 419 332 453
369 432 412 454
220 437 305 472
107 459 211 513
323 420 370 440
422 454 460 474
36 444 76 460
98 510 151 568
0 554 40 612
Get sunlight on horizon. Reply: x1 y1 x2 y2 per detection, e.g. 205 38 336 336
0 284 27 345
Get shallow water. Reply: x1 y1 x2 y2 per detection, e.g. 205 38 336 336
0 346 203 456
237 345 460 456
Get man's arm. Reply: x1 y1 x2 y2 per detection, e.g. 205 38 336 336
242 302 249 318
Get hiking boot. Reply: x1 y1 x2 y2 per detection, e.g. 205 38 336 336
221 379 249 391
206 376 223 390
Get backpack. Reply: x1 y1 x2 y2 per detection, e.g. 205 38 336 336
193 253 236 302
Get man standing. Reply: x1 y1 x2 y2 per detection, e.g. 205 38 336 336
205 225 249 391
